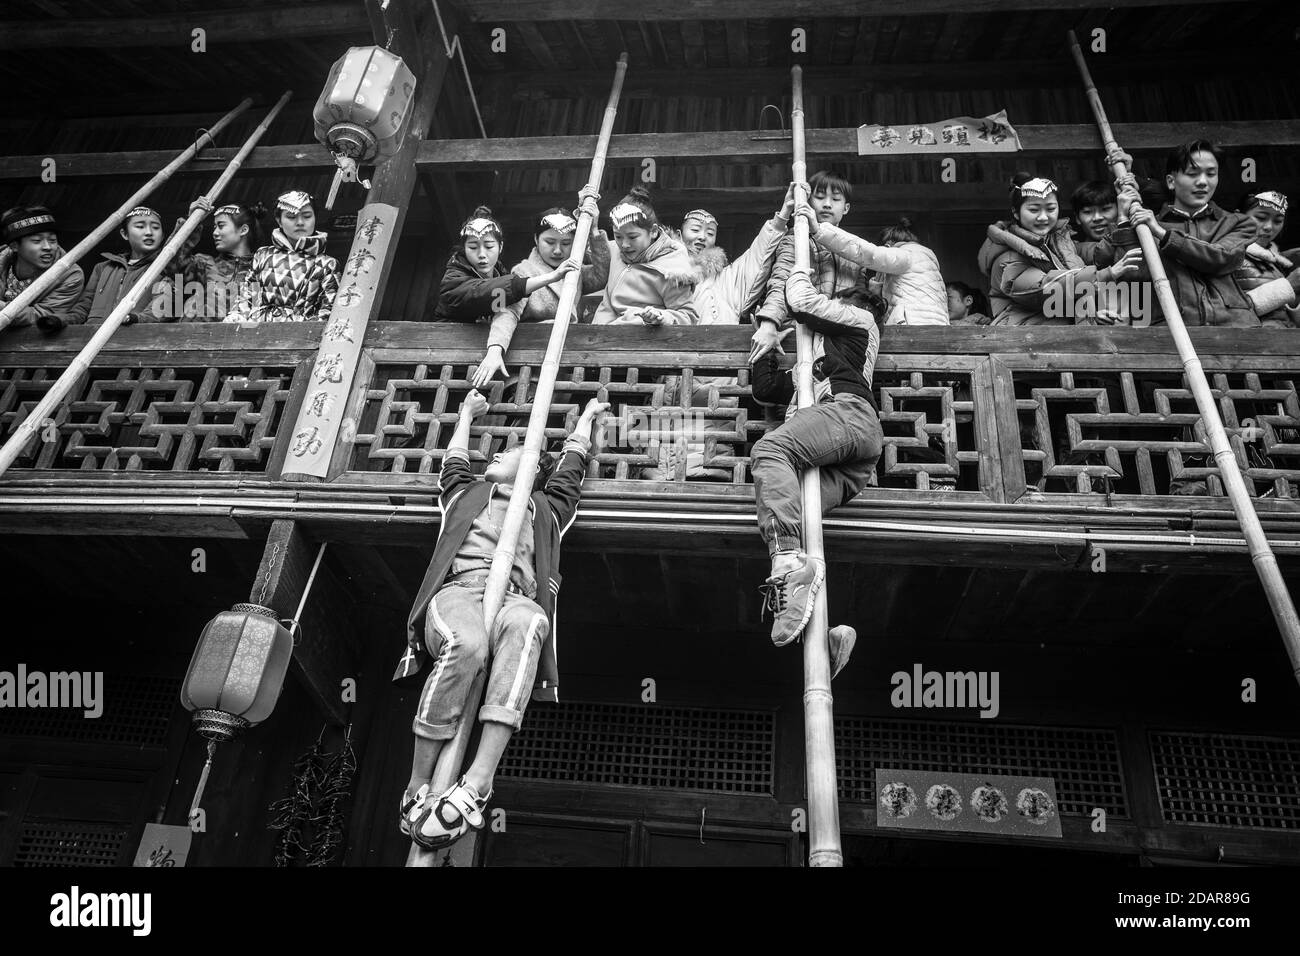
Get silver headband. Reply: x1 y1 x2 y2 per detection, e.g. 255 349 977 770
460 216 502 240
1255 191 1289 216
610 202 650 229
125 206 161 224
276 190 313 215
538 212 576 235
1014 177 1058 201
683 209 718 229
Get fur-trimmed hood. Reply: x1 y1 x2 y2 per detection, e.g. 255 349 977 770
675 244 730 286
977 219 1083 275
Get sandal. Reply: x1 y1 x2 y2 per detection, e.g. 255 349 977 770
399 784 429 837
411 777 491 850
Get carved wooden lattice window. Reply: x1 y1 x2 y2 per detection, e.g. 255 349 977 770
0 674 178 748
0 364 299 472
497 701 776 794
13 822 128 867
349 359 986 492
1012 369 1300 497
1151 731 1300 829
834 715 1128 816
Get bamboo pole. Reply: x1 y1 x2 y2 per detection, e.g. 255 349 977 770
0 97 254 332
1068 30 1300 683
0 92 292 479
481 52 628 632
790 65 843 868
405 54 629 869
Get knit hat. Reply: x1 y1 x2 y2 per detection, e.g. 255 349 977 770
2 206 57 243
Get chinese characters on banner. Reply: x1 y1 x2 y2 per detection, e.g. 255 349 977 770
857 110 1022 155
282 201 399 480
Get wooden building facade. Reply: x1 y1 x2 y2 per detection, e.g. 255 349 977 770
1 0 1298 867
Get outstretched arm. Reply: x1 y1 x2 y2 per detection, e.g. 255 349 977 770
543 398 610 529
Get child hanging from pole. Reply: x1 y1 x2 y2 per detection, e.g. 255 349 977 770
393 390 608 850
0 205 84 333
747 183 883 656
226 190 339 323
434 205 580 326
471 199 609 388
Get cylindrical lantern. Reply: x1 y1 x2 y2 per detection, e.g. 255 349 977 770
312 46 417 208
181 602 295 742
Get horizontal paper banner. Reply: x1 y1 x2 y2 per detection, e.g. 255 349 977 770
875 767 1063 838
858 110 1021 155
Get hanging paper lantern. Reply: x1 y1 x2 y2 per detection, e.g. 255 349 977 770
181 603 294 742
312 46 418 208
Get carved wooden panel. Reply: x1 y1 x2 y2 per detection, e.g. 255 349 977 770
0 364 302 472
346 355 993 497
1009 369 1300 498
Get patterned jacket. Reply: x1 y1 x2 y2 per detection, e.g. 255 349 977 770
226 229 339 323
0 245 84 329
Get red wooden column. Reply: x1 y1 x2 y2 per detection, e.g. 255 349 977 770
281 0 457 482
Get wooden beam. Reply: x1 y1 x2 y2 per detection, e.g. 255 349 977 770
0 4 371 50
490 56 1269 98
454 0 1256 21
6 120 1296 181
249 520 359 726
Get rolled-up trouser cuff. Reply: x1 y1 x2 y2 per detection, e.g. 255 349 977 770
478 703 525 731
412 715 460 741
769 534 802 557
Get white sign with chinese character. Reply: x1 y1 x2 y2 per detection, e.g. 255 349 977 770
281 201 399 480
857 110 1022 155
132 823 193 867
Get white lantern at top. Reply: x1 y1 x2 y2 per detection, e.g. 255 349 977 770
312 46 418 208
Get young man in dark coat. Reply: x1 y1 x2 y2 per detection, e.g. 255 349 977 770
393 388 607 849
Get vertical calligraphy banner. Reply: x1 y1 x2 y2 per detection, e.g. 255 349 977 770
281 202 399 481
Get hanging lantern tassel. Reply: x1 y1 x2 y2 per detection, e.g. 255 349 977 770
324 154 373 212
188 738 218 825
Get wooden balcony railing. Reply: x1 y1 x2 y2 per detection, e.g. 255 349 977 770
3 324 1300 518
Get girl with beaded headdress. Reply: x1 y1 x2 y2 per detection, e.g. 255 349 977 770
591 186 698 326
172 198 266 321
67 205 184 326
433 205 579 328
1234 190 1300 327
976 173 1144 325
464 202 607 387
226 189 339 323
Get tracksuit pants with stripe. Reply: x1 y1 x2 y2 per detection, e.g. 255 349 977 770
411 583 549 740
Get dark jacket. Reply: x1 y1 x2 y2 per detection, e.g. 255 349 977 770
432 250 528 322
67 249 178 325
0 245 84 330
394 436 591 703
1096 202 1257 327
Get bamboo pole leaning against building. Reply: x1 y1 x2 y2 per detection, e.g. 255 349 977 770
405 54 630 869
0 92 292 478
0 97 254 333
1068 29 1300 684
790 64 843 868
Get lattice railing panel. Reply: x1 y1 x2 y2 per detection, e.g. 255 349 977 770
348 358 988 494
1151 731 1300 829
1012 369 1300 497
0 364 300 472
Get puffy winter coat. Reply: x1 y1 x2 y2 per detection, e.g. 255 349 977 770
687 217 786 325
592 230 698 325
227 229 339 323
978 220 1109 326
0 245 84 330
434 249 527 324
486 234 611 350
755 230 863 326
1234 242 1298 327
68 249 183 326
811 224 948 325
